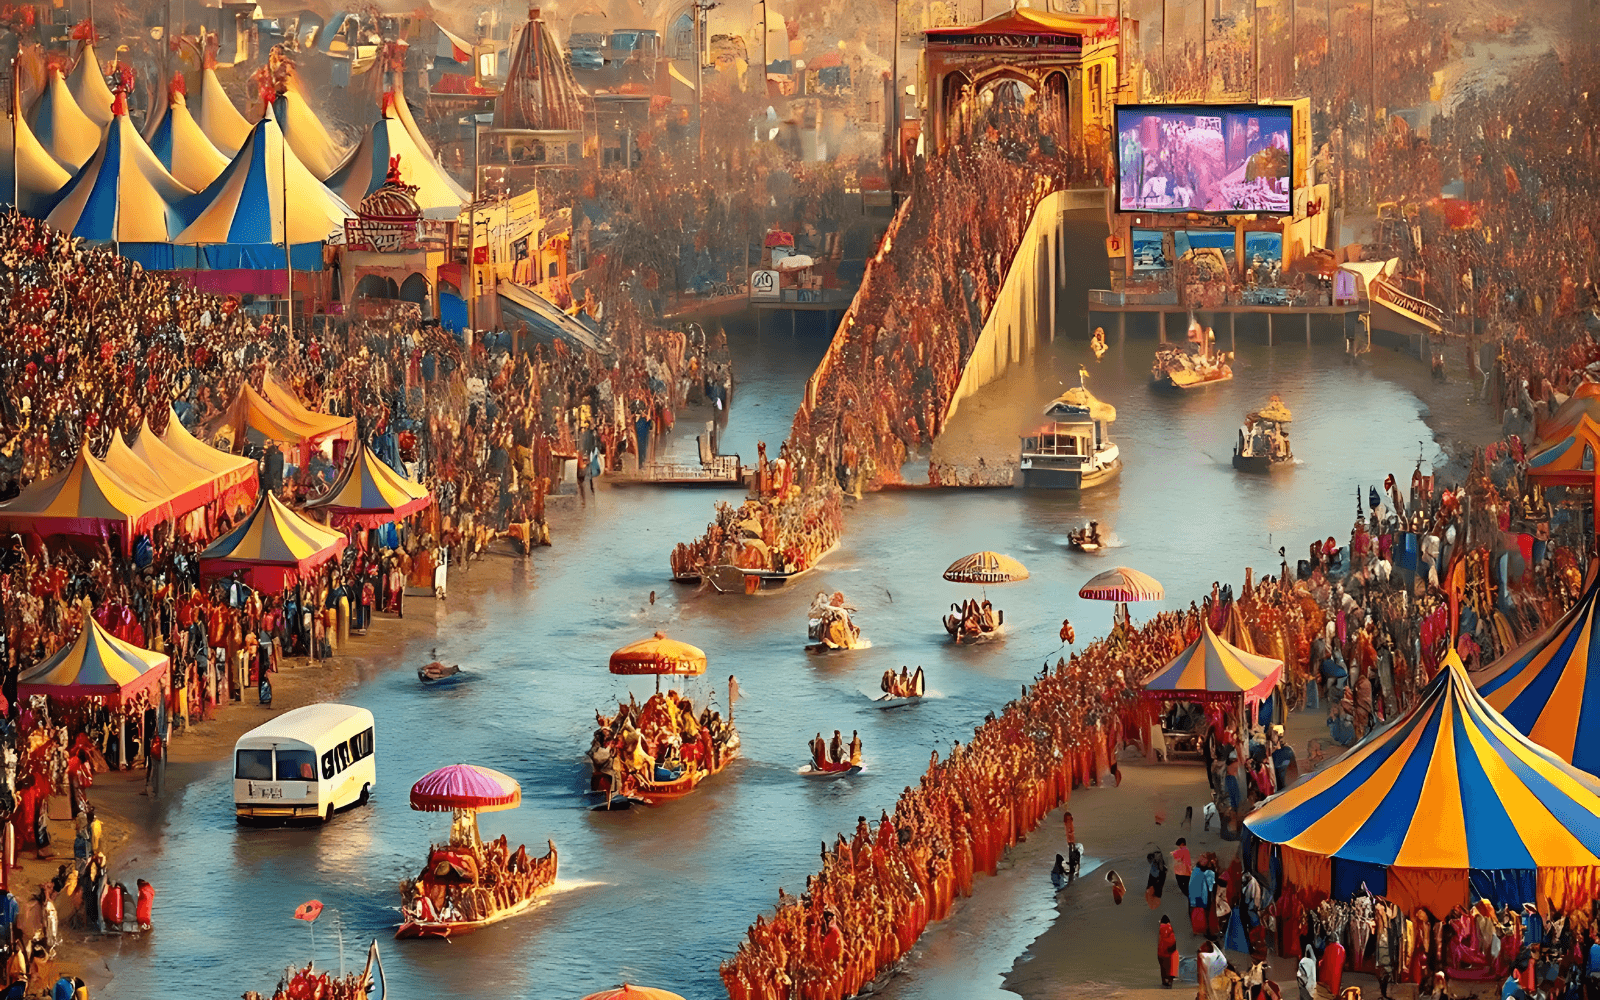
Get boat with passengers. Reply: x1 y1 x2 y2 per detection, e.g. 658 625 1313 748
1152 319 1233 390
587 633 740 809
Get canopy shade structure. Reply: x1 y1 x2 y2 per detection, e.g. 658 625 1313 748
0 446 171 549
46 108 196 245
1472 568 1600 776
174 114 351 270
497 282 612 354
0 110 74 217
147 90 232 191
128 420 219 510
160 408 258 494
389 79 437 158
66 42 117 127
409 764 522 813
105 428 213 516
302 443 431 528
1048 386 1116 422
260 372 356 443
19 616 168 704
493 7 585 132
1244 652 1600 870
272 81 349 180
1533 381 1600 449
192 65 252 155
609 632 707 676
578 988 687 1000
1079 566 1165 602
326 103 468 220
942 551 1029 584
1142 622 1283 705
28 67 102 169
199 491 347 589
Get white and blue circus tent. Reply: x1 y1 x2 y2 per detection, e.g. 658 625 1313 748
326 99 467 220
147 89 232 191
28 67 101 169
1 108 74 217
66 42 117 128
173 110 353 270
192 64 253 156
45 103 195 259
274 71 348 180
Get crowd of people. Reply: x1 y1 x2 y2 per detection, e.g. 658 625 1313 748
586 689 738 799
398 831 558 928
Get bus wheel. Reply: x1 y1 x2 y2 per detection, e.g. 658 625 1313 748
324 803 335 824
358 784 370 807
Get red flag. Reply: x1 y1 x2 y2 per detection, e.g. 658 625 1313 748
293 900 324 922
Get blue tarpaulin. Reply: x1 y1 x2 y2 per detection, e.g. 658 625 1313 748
439 292 467 332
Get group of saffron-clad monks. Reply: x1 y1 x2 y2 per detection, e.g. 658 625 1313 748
809 730 864 770
588 689 738 796
722 654 1133 1000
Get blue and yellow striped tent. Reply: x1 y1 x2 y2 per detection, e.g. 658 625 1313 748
1472 571 1600 776
1246 652 1600 898
199 492 348 591
19 615 168 704
1142 622 1282 705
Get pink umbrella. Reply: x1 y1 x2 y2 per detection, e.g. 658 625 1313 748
409 764 522 813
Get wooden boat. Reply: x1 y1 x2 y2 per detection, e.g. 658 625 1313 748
588 731 741 810
1233 395 1294 473
869 693 922 710
807 592 866 650
943 605 1004 643
1067 524 1104 552
244 940 384 1000
705 539 840 594
799 760 864 777
1151 327 1233 389
395 840 558 939
870 667 925 708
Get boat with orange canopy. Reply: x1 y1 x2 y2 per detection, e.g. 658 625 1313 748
395 764 557 939
587 632 740 810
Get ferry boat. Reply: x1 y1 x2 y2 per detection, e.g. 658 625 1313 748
1019 386 1121 490
1233 396 1294 473
1152 319 1233 390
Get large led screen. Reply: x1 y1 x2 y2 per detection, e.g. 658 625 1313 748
1116 105 1294 215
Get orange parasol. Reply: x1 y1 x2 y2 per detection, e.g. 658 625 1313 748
1078 566 1164 602
579 987 687 1000
608 631 707 677
942 551 1029 584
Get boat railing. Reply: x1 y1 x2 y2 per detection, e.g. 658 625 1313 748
636 460 741 481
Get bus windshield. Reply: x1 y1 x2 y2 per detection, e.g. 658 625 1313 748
276 749 319 782
236 750 273 780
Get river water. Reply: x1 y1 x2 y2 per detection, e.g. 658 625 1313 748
111 318 1448 1000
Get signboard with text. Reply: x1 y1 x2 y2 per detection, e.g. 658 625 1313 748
749 270 780 301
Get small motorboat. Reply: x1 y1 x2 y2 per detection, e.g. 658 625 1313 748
1152 321 1233 390
807 591 867 651
1068 522 1105 553
418 652 463 686
1233 395 1294 473
869 667 925 708
799 760 864 777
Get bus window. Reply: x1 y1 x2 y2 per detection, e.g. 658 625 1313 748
320 750 336 779
236 750 273 780
276 749 318 782
334 743 351 773
349 728 374 761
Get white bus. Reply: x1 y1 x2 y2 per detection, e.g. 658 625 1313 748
234 704 377 823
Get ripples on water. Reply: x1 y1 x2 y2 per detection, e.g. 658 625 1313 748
113 320 1445 1000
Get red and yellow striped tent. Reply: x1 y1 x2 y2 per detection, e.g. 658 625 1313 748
128 419 219 510
159 408 257 497
301 443 431 528
19 615 169 704
0 446 171 550
199 492 348 590
261 371 356 446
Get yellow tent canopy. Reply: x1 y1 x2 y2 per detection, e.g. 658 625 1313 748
19 615 169 704
199 492 348 590
0 446 171 550
302 442 432 528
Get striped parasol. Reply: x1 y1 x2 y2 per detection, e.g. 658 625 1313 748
409 764 522 813
942 552 1030 584
1078 566 1164 602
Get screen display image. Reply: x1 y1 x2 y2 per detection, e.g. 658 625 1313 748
1131 229 1170 271
1176 230 1236 265
1244 231 1284 266
1117 105 1294 214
